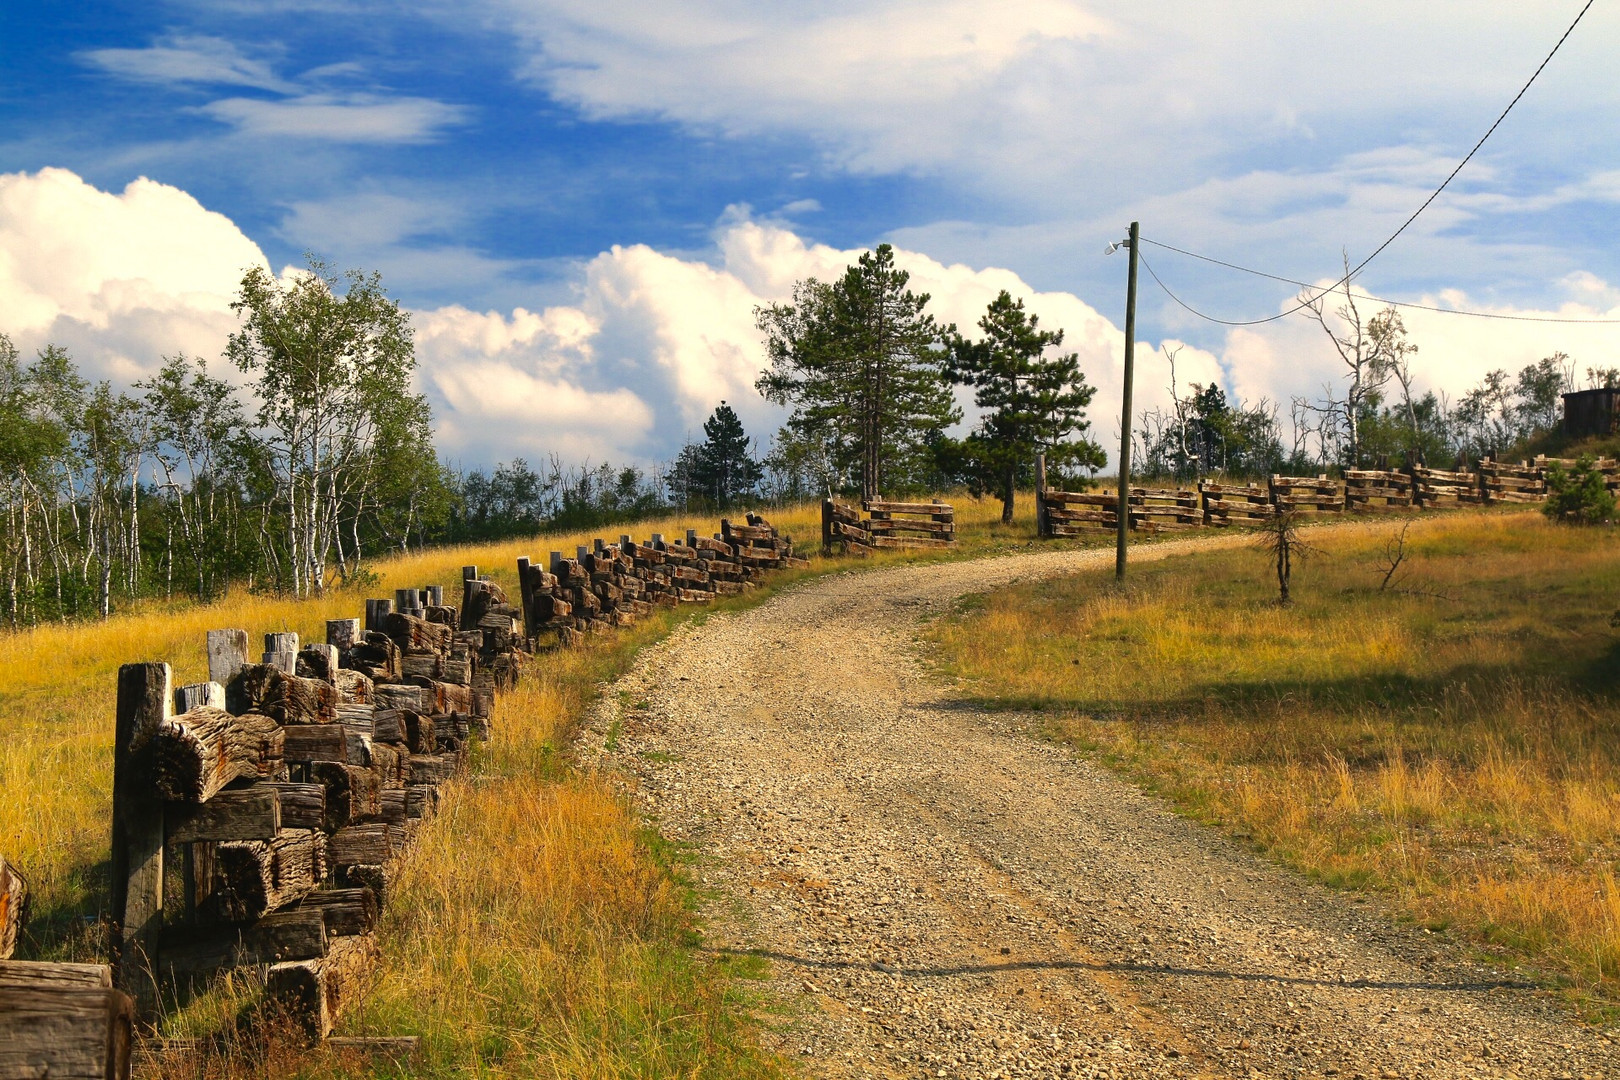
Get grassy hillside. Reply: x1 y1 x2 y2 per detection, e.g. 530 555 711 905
927 510 1620 1009
0 493 1044 1076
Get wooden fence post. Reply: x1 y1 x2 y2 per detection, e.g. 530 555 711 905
205 629 248 686
1035 453 1048 539
110 661 171 1018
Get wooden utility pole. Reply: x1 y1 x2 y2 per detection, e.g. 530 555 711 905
1116 221 1140 581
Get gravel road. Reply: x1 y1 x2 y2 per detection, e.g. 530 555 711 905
578 542 1620 1079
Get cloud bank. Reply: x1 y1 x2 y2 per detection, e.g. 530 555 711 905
3 169 1618 472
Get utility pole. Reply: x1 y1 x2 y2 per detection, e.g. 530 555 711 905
1116 220 1139 581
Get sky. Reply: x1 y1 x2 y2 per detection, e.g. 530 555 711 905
2 1 1618 470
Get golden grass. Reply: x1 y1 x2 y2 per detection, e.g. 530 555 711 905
926 510 1620 1004
0 491 1042 1075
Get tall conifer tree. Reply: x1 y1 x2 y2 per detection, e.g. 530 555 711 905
947 291 1102 522
756 244 960 501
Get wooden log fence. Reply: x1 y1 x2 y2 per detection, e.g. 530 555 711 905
79 510 809 1057
820 500 957 553
1035 455 1598 537
1343 469 1413 511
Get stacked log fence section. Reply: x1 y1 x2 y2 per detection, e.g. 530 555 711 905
1269 475 1346 516
820 500 956 551
519 514 807 646
1411 466 1482 508
863 500 956 549
107 568 521 1040
1036 489 1118 538
1127 488 1200 534
1533 455 1620 498
1198 482 1272 526
1344 469 1414 512
821 500 871 554
1478 459 1547 504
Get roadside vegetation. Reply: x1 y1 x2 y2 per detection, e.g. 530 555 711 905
1 493 1042 1077
927 510 1620 1007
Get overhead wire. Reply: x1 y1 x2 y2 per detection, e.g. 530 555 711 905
1128 0 1602 327
1140 236 1620 325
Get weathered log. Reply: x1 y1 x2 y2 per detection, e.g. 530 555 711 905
0 962 110 989
382 612 451 656
110 662 169 1014
326 618 362 652
311 763 381 830
407 754 459 785
334 669 374 705
370 708 408 746
327 824 393 868
379 788 407 825
200 829 326 924
442 657 472 686
0 983 133 1080
151 708 283 803
405 785 439 820
367 742 408 788
163 908 328 977
264 932 377 1040
344 632 401 681
372 684 428 713
206 629 250 686
173 681 225 714
296 644 340 683
286 888 377 938
165 787 281 844
401 712 438 755
266 783 326 830
227 665 337 725
400 654 444 681
334 864 390 902
280 725 347 765
0 855 26 961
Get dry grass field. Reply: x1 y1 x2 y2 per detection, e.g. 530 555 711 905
927 510 1620 1009
0 492 1038 1076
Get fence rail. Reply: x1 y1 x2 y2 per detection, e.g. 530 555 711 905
1036 455 1604 537
821 500 957 553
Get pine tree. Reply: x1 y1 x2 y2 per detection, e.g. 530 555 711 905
947 291 1102 522
756 244 960 501
689 401 761 508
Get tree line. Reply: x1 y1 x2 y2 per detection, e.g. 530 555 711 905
0 244 1596 625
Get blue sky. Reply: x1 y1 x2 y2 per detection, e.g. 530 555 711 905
2 2 1618 467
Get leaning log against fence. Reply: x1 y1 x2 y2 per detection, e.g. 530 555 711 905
821 500 871 554
0 962 133 1080
1270 475 1345 514
1344 469 1413 512
0 854 25 960
1198 481 1273 526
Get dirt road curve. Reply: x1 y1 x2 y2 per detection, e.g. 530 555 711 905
580 543 1620 1079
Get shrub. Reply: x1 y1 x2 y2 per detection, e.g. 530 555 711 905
1543 455 1616 524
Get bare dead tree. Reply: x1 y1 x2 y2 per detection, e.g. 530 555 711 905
1254 510 1320 605
1377 521 1412 591
1300 254 1394 467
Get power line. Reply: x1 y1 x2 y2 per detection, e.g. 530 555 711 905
1131 0 1599 327
1141 236 1620 324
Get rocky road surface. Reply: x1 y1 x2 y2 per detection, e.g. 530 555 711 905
579 542 1620 1079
